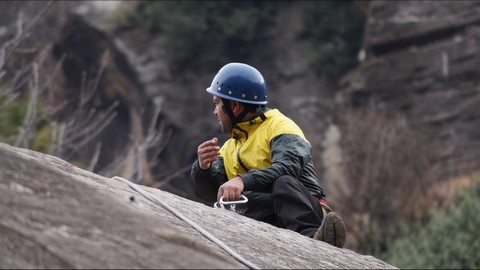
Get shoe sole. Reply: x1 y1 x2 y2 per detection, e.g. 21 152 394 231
319 212 346 248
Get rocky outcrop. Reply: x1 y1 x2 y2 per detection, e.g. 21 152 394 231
51 12 199 199
0 1 200 199
337 0 480 178
0 142 396 269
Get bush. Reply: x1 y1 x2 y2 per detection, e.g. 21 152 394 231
113 1 365 77
0 94 54 152
334 103 436 253
112 1 277 68
0 96 28 144
380 182 480 269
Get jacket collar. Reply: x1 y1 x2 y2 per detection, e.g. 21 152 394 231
231 108 276 140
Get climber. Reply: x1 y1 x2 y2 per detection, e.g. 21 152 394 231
190 62 346 248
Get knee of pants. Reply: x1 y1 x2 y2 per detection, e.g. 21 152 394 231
272 175 297 194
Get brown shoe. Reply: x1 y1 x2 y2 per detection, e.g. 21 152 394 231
313 212 346 248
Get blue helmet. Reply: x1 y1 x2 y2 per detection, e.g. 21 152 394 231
206 63 268 105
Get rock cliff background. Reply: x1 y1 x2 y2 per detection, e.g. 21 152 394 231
1 0 479 268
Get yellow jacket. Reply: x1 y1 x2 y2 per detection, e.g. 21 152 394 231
221 109 306 180
191 108 325 202
220 109 324 195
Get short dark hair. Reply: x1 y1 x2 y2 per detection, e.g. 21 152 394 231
242 103 266 113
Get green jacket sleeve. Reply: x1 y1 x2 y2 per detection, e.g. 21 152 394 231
239 134 311 192
190 157 228 202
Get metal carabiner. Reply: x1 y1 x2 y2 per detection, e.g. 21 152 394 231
213 195 248 212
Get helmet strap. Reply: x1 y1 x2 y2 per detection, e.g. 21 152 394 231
221 98 249 128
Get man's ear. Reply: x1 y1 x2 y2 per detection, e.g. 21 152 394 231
231 101 243 114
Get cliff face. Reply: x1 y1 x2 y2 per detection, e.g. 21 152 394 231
3 1 478 187
337 0 480 178
0 142 395 269
70 0 480 194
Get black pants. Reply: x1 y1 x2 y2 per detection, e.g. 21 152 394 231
243 175 325 237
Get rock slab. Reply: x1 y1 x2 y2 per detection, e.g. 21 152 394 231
0 142 395 269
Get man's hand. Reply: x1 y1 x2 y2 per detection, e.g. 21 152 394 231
218 176 244 202
197 137 220 170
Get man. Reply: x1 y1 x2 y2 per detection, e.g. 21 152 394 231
191 62 346 248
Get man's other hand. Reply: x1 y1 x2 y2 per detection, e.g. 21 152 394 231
217 176 244 202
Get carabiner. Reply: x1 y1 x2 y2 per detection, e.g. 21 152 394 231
213 195 248 212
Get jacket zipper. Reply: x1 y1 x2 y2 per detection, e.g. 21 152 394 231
237 145 249 173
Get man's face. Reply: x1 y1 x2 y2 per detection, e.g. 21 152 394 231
213 96 232 133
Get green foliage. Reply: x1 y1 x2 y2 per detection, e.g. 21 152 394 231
379 182 480 269
71 160 88 170
112 1 277 69
0 94 53 153
0 96 28 144
301 1 366 78
113 1 365 77
31 123 53 153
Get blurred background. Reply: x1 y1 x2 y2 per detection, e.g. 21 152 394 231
0 0 479 268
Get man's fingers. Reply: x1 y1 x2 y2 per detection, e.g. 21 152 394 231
225 189 232 202
217 186 224 203
198 149 220 163
226 190 231 201
217 186 235 202
197 144 220 157
198 146 220 156
198 138 218 149
218 187 240 202
217 177 245 202
229 189 240 201
197 138 220 170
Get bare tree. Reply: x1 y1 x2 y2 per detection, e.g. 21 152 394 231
333 103 437 252
0 8 118 172
1 3 175 190
1 7 53 147
98 100 172 186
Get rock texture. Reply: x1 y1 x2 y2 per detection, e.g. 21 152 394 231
337 0 480 178
0 142 395 269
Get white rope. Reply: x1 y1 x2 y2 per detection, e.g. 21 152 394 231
112 176 260 270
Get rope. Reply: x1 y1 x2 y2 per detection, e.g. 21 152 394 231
112 176 260 270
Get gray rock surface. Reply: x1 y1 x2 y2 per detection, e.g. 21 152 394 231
337 0 480 178
0 142 396 269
